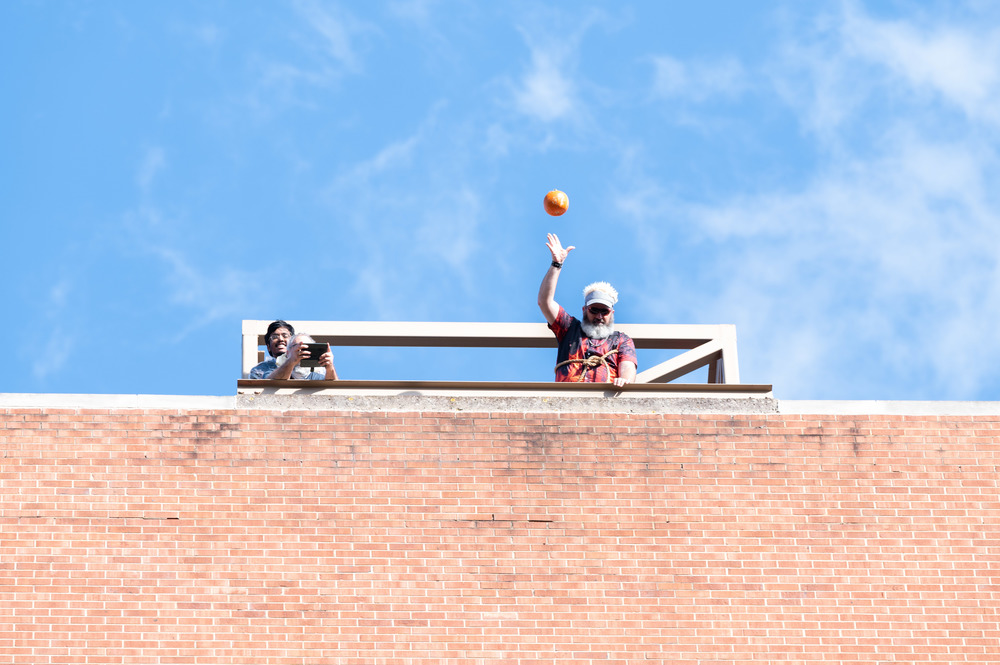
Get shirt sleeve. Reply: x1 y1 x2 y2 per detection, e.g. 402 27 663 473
617 334 638 369
249 362 272 379
546 305 573 342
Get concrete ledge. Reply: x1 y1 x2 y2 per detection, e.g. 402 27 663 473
3 393 1000 416
237 393 780 414
0 392 776 414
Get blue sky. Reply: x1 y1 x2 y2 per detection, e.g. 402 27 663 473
4 0 1000 400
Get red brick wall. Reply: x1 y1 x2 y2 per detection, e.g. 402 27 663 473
2 406 999 664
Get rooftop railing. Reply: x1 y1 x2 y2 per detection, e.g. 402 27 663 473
238 320 771 397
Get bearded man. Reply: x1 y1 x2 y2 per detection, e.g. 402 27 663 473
537 233 637 387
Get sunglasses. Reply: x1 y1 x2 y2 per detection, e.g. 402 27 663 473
587 306 612 316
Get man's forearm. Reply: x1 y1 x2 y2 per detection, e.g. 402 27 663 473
537 264 561 324
619 361 637 382
268 361 296 380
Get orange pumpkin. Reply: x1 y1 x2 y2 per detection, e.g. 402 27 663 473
543 190 569 216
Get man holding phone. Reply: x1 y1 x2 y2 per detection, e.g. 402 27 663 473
249 321 338 381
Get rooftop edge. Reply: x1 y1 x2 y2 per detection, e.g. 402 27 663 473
1 392 999 416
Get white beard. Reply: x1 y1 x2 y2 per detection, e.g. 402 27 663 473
581 320 614 340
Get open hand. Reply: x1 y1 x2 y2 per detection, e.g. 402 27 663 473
546 233 575 264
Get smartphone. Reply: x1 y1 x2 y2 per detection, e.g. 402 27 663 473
299 342 329 368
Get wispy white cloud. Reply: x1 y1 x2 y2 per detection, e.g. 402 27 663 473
32 280 76 380
193 23 223 47
319 102 488 315
152 246 272 343
617 2 1000 398
773 1 1000 140
387 0 438 25
170 20 224 47
508 9 609 123
293 0 376 74
514 47 575 122
33 327 75 381
47 279 71 310
840 2 1000 125
333 134 421 188
649 55 748 102
136 146 166 195
414 186 481 273
483 123 512 157
116 202 276 344
680 136 1000 397
239 59 332 118
235 1 377 117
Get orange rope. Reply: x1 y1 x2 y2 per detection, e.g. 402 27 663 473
554 349 617 383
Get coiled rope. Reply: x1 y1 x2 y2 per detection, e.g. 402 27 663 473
554 350 617 383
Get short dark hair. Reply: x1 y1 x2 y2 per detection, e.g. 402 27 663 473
266 320 294 340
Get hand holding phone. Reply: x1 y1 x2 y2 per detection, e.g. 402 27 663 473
299 342 330 368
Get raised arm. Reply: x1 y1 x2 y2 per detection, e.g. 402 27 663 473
537 233 575 325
